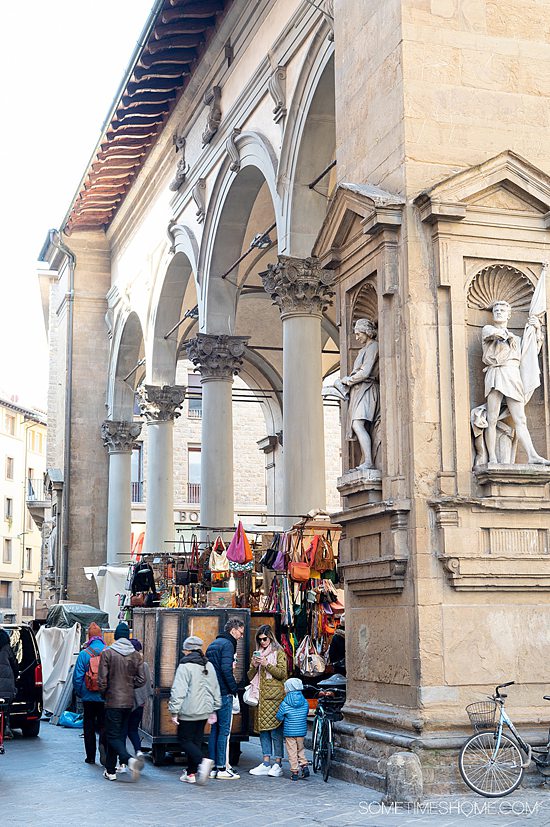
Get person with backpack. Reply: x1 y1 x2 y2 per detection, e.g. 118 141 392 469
98 622 146 782
73 622 107 765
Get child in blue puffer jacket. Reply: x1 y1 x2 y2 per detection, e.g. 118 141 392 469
276 678 310 780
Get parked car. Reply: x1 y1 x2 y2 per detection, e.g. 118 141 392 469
4 624 43 736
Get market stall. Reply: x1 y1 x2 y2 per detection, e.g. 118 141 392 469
119 515 343 680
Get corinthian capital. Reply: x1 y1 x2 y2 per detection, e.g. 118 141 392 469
186 333 249 381
137 385 186 422
260 256 336 318
101 420 142 453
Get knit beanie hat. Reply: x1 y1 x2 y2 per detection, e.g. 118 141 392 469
182 635 204 652
87 622 102 639
284 677 304 693
114 622 130 640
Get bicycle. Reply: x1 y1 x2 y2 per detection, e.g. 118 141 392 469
307 677 346 782
459 680 550 797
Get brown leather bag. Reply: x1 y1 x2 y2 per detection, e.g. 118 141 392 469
130 593 145 607
288 560 311 582
288 529 310 581
313 534 335 573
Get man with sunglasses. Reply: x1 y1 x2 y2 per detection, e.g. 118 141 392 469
206 618 245 779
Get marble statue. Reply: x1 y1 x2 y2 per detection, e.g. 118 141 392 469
323 318 380 469
473 279 549 465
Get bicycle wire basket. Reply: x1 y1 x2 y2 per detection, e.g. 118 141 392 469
465 700 497 731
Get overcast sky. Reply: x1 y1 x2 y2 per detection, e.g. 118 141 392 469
0 1 153 410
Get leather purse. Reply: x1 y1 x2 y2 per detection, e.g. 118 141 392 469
289 561 311 582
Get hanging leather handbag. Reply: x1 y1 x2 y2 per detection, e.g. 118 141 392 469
288 530 311 582
271 532 288 572
189 534 200 571
313 532 336 573
260 533 281 569
226 521 253 564
295 635 325 677
176 535 200 585
209 536 230 572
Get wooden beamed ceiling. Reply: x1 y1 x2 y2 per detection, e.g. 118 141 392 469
65 0 230 235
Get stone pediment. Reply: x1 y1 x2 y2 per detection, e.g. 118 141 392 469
415 150 550 224
313 182 405 266
466 185 541 213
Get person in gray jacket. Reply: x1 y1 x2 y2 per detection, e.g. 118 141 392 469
169 636 221 786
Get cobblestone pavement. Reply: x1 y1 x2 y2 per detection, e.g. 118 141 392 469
2 722 550 826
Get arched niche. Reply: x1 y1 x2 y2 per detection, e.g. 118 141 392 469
279 34 335 257
199 132 281 335
346 279 380 470
108 310 145 420
465 262 548 462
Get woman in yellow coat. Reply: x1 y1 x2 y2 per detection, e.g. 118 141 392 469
247 625 287 777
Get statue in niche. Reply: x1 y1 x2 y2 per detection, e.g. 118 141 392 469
471 264 549 466
323 318 380 469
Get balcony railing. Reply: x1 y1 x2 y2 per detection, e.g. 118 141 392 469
26 478 47 502
131 481 144 503
187 482 201 504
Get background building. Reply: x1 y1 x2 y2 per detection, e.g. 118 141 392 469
0 396 46 622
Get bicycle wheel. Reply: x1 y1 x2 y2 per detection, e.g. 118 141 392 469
312 715 321 773
459 730 524 797
321 719 333 783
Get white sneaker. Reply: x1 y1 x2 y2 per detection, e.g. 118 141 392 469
180 772 196 784
267 763 283 777
196 758 215 786
209 769 218 779
132 752 145 771
128 756 142 781
103 770 117 781
249 763 271 776
215 768 240 780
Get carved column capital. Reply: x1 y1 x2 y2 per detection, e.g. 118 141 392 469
137 385 186 422
260 255 336 319
101 420 142 453
186 333 249 381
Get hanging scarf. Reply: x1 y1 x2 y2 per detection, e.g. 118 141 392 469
250 643 278 693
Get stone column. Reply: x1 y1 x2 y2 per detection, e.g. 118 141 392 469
101 420 142 564
137 385 185 554
261 256 336 521
186 334 249 533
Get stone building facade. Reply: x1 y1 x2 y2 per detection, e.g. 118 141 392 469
0 397 46 622
38 0 550 792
